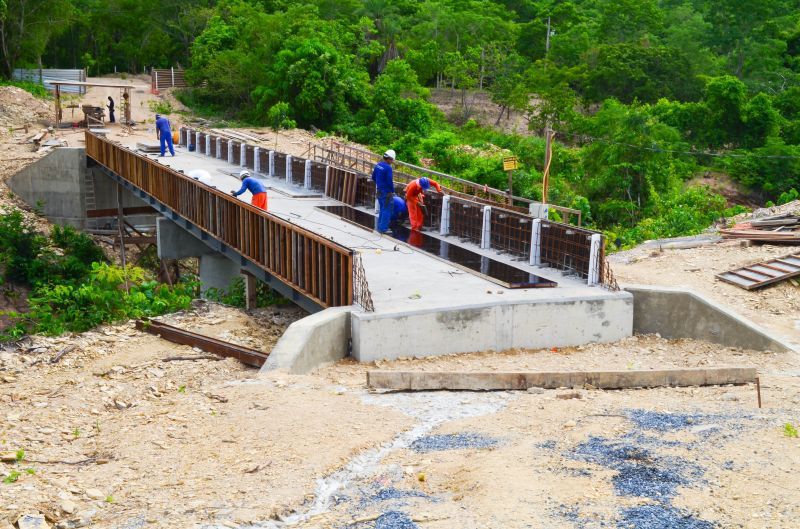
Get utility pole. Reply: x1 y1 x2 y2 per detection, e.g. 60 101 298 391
542 17 553 207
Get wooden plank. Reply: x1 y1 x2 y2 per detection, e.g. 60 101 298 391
366 368 758 391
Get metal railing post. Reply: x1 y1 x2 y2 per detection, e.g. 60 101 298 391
481 206 492 249
440 195 451 235
530 218 542 266
588 233 602 286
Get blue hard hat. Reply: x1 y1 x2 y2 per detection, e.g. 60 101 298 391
419 177 430 190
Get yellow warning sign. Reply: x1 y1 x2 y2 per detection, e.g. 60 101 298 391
503 156 518 171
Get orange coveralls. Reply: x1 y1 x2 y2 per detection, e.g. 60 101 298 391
405 178 442 230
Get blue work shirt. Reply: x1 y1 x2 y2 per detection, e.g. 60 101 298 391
371 160 394 194
233 177 266 197
392 196 407 218
155 117 172 134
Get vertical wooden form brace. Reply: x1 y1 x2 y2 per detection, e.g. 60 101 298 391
440 195 451 235
588 233 602 286
530 218 542 266
480 206 492 249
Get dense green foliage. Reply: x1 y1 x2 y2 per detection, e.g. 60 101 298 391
205 276 289 309
9 0 800 246
0 211 196 338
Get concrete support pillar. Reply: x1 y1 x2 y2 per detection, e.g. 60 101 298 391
227 141 234 165
254 147 261 174
240 143 247 168
440 195 451 235
480 206 492 249
529 218 542 266
199 254 240 294
269 151 275 177
243 272 258 310
304 160 312 189
286 155 293 184
588 233 602 286
156 217 211 259
216 138 222 159
324 165 330 195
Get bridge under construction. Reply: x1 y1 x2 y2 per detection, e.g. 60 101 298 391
82 129 633 368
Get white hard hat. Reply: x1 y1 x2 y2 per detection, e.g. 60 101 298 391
239 170 250 180
383 149 396 160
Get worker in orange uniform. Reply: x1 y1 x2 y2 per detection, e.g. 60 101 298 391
231 170 268 210
405 177 443 230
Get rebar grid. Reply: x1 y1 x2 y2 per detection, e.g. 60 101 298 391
259 149 269 174
245 145 256 170
353 252 375 312
310 162 327 192
540 222 594 279
209 135 217 158
219 138 229 158
449 198 484 245
197 134 206 153
231 141 241 165
292 157 306 186
274 152 287 177
491 211 532 257
598 246 620 291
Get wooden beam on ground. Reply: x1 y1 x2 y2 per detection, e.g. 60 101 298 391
366 368 758 391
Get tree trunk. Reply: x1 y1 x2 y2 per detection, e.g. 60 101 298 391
495 105 506 126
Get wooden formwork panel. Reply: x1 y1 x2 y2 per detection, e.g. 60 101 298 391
259 149 270 174
231 141 241 165
209 135 217 158
326 167 358 206
245 145 256 170
84 132 354 309
310 163 327 192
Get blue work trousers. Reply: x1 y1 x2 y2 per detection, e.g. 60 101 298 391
376 191 395 233
159 133 175 156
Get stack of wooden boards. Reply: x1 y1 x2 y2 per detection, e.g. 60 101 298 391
716 251 800 290
720 213 800 243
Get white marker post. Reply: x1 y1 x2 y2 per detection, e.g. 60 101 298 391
480 206 492 249
286 155 293 184
529 218 542 266
254 147 261 174
588 233 602 286
269 151 275 177
240 143 247 168
440 195 451 235
304 160 312 190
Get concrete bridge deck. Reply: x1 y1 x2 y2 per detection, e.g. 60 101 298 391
140 141 633 362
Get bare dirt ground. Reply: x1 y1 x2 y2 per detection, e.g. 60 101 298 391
429 88 533 135
3 316 799 529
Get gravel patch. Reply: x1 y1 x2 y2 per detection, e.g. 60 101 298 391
409 433 498 453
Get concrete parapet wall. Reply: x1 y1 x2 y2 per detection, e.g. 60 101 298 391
624 284 794 353
262 307 352 374
351 294 634 362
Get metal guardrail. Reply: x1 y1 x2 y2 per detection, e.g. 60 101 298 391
312 140 582 225
85 132 356 309
13 68 87 94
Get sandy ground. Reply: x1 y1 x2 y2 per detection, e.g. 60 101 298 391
610 241 800 348
3 310 799 529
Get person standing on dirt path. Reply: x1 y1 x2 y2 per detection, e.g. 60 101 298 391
107 96 115 123
231 170 268 210
155 114 174 157
405 177 443 230
372 149 396 233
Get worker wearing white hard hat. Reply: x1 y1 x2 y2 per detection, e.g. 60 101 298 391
231 169 268 210
372 149 397 233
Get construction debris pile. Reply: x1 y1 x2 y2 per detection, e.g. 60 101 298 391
721 201 800 243
0 86 52 132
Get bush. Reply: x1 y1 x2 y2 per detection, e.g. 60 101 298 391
204 276 288 308
0 79 51 99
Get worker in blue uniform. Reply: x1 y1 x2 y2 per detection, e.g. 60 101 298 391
155 114 174 157
231 170 268 210
389 195 408 228
371 149 396 233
